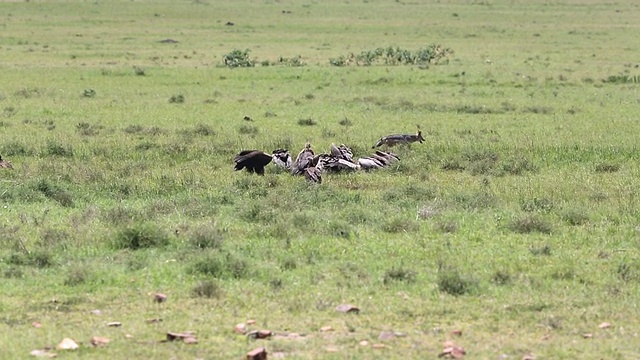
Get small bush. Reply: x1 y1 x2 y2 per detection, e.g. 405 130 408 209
435 220 458 233
297 118 317 126
381 217 420 233
133 66 146 76
595 163 620 173
76 122 102 136
223 49 255 68
64 267 90 286
502 157 537 175
383 267 417 285
338 118 352 126
112 223 170 250
34 179 74 207
169 94 185 103
521 197 554 213
491 270 512 286
437 266 477 296
191 124 215 136
508 215 552 234
561 209 590 226
43 140 73 157
238 125 259 135
3 266 24 279
189 223 224 249
190 252 249 279
530 244 552 256
191 280 223 299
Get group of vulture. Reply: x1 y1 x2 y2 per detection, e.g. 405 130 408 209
233 130 425 184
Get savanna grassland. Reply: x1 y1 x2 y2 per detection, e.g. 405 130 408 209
1 0 640 359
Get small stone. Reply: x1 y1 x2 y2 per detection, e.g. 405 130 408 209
30 349 57 358
246 319 257 325
598 322 612 329
582 333 593 339
234 323 248 334
90 310 102 316
451 329 463 336
90 336 110 347
359 340 369 346
246 347 267 360
372 343 386 349
107 322 122 327
56 338 79 351
32 322 42 328
320 326 333 332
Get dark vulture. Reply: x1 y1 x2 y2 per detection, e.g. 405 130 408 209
234 149 292 175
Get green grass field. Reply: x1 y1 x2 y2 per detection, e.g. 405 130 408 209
1 0 640 359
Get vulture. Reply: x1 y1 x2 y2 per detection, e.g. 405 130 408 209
330 143 354 162
272 148 292 170
372 130 424 148
0 155 12 169
233 149 291 175
357 150 400 171
291 142 314 175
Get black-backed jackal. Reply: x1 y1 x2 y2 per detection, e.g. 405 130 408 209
372 130 424 148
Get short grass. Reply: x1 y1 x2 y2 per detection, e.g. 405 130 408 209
1 0 640 359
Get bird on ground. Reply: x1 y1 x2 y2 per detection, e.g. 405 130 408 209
233 149 292 175
357 150 400 171
291 142 314 175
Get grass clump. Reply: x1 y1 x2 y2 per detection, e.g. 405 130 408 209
190 252 250 279
188 223 224 249
112 223 170 250
437 265 477 296
43 140 73 157
223 49 254 68
595 162 620 173
297 118 317 126
169 94 185 103
383 267 417 285
7 250 56 268
381 217 420 233
191 280 224 299
34 179 74 207
508 214 552 234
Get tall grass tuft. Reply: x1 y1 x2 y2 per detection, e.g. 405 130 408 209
508 214 552 234
112 223 170 250
437 264 477 296
191 280 224 299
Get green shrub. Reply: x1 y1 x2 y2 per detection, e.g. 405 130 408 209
508 215 552 234
191 280 223 299
223 49 254 68
437 266 477 296
190 252 249 279
189 223 224 249
112 223 170 250
383 267 417 285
